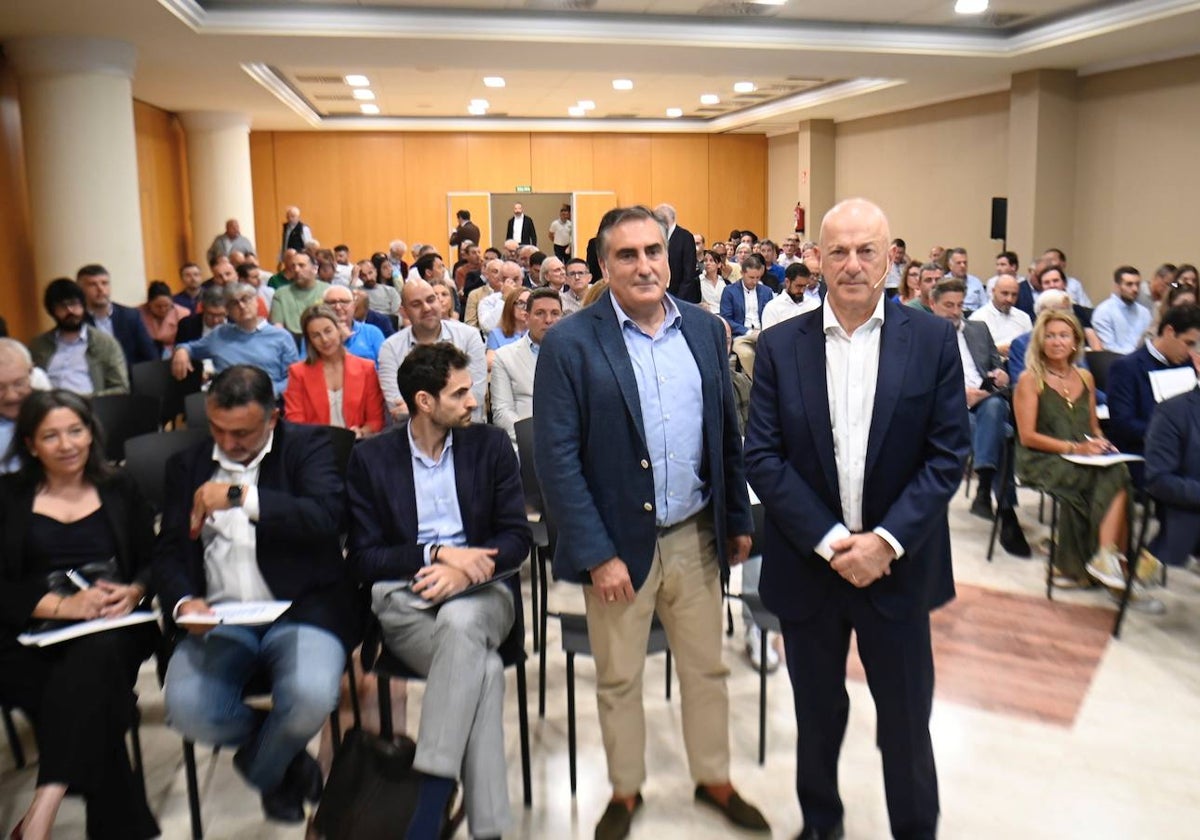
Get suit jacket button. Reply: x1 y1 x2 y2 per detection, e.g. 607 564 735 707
643 502 653 512
640 459 650 469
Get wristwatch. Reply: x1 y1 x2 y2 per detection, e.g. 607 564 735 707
227 484 245 507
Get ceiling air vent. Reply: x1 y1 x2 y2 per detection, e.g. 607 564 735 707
314 94 355 101
294 75 346 85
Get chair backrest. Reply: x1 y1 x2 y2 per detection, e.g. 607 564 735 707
131 360 202 425
1086 349 1122 394
124 428 210 511
92 394 162 462
513 417 543 514
184 391 208 431
324 425 357 478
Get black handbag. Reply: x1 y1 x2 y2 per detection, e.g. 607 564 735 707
27 558 122 634
309 728 462 840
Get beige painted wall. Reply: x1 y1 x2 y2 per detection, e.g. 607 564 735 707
767 131 799 243
834 92 1011 273
1073 55 1200 294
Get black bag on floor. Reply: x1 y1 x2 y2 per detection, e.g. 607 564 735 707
309 728 461 840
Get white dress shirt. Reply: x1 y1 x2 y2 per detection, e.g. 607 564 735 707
955 324 985 390
511 214 525 242
968 301 1031 350
477 291 505 332
742 282 763 330
815 296 904 561
761 291 820 330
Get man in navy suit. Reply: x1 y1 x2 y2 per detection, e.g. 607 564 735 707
745 199 970 840
720 252 776 375
77 264 158 374
1145 386 1200 568
155 365 359 824
534 205 767 840
655 203 700 304
347 343 530 840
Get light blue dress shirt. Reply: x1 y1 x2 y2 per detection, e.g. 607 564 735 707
408 423 467 564
47 326 95 395
344 321 385 365
0 417 17 473
609 294 707 527
180 320 300 397
1091 294 1151 354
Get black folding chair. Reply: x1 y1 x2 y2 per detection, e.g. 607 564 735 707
184 391 208 431
124 429 210 511
91 393 162 462
513 419 551 709
130 360 201 426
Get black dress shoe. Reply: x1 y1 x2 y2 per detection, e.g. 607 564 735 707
594 793 643 840
284 749 323 805
797 821 845 840
260 782 306 824
969 493 994 520
999 509 1032 558
694 786 770 832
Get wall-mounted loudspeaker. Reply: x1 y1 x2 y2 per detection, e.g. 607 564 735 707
990 197 1007 241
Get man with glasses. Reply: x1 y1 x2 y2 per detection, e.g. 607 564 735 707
562 258 591 315
322 286 385 364
0 338 49 472
172 283 299 397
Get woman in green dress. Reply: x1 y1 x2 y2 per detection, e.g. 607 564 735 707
1013 310 1132 589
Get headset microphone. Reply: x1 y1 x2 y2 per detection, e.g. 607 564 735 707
872 266 889 290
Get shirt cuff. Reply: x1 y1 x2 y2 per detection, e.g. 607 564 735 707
815 523 851 562
242 486 260 522
172 596 194 621
873 527 905 560
422 543 434 566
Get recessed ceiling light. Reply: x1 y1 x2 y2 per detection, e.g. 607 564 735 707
666 107 683 118
359 104 380 115
751 0 788 6
468 104 487 115
568 106 586 117
344 74 370 87
954 0 988 12
578 100 596 111
483 76 506 88
470 99 489 109
352 89 376 101
700 94 720 105
733 81 756 94
612 79 634 91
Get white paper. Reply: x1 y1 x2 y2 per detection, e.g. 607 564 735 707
1095 403 1110 420
175 600 292 626
1149 368 1198 404
18 611 160 648
1061 453 1145 467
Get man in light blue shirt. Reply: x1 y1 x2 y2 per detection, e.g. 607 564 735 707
172 283 299 397
322 286 384 364
1092 265 1152 354
946 247 988 314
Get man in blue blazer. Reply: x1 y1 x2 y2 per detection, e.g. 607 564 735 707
534 205 767 840
346 343 531 840
745 199 970 840
719 253 775 338
77 264 158 374
1145 386 1200 567
155 366 359 824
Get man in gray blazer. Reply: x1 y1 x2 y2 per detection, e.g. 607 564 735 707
490 287 562 444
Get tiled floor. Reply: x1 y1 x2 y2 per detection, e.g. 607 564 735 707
2 485 1198 839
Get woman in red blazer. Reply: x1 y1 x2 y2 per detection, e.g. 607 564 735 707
285 305 385 437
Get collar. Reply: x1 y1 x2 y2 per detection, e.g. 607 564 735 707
90 305 113 320
213 430 274 473
235 318 269 335
407 421 453 468
1146 340 1168 365
823 291 887 337
609 291 682 335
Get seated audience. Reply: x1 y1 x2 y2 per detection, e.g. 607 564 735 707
237 262 274 312
0 340 49 474
174 262 204 313
431 280 460 323
378 280 487 422
582 279 609 307
388 240 410 281
491 288 562 444
906 262 942 313
897 259 924 307
156 366 358 825
1035 265 1101 348
371 251 400 288
172 282 300 397
720 253 774 375
346 343 531 840
931 280 1029 556
1013 311 1161 610
944 248 988 314
322 286 385 365
353 290 396 338
486 287 530 367
1009 286 1104 385
1173 262 1198 291
1040 248 1093 308
30 279 129 396
969 274 1032 356
0 390 160 839
207 218 256 266
1092 266 1151 354
761 262 819 330
755 240 785 292
562 259 590 315
284 304 384 437
77 264 158 374
359 258 401 316
1145 386 1200 569
699 250 727 314
205 254 239 289
138 280 191 356
176 285 228 346
269 252 331 340
478 262 524 333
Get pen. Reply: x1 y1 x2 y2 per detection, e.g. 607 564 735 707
1084 435 1115 454
65 569 91 590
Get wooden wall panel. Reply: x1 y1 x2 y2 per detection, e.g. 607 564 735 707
0 57 38 338
574 192 617 265
249 132 279 266
403 134 469 262
592 134 652 207
707 135 766 245
336 133 408 263
271 133 345 256
465 134 531 193
447 193 491 256
531 134 594 192
650 135 710 242
134 100 190 285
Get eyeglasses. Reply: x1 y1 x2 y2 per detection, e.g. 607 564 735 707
514 301 529 310
228 296 257 306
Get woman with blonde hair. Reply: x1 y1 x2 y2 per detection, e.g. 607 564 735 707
1013 310 1161 609
485 287 530 369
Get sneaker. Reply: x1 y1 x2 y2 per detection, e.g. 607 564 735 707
1109 580 1166 615
744 624 779 673
1135 548 1164 586
1086 546 1127 590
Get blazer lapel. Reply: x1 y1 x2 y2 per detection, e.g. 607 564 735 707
794 315 840 501
451 429 477 543
679 310 719 438
865 303 912 478
343 360 362 427
593 292 647 447
302 364 327 421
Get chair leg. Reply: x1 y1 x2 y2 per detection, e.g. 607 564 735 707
538 551 549 719
3 706 26 770
986 439 1012 562
1114 496 1155 638
378 675 393 742
664 650 672 701
515 661 532 808
130 700 146 795
566 652 577 796
538 632 547 720
1038 491 1045 524
529 548 541 655
183 740 203 840
725 598 734 638
758 630 768 766
1046 497 1059 601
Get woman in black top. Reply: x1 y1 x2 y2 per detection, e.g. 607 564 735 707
0 390 159 840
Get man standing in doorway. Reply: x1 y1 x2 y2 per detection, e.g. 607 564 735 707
506 203 537 247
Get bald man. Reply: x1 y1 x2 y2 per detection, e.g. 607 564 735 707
969 275 1032 356
745 199 969 840
279 206 314 262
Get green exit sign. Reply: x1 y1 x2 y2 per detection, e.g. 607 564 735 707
515 185 532 192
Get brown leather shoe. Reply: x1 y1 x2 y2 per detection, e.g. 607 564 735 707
694 785 770 832
594 793 643 840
